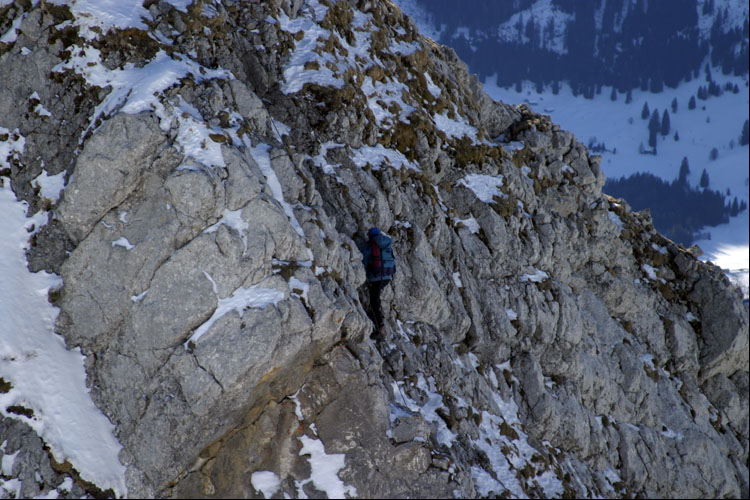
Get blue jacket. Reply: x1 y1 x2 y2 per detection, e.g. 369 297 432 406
362 234 395 282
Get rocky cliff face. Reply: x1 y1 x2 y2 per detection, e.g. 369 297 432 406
0 0 747 498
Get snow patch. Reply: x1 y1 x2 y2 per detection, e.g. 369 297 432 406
452 272 463 288
651 242 668 254
520 269 549 283
640 353 656 370
494 0 574 54
433 109 480 143
642 263 658 280
278 0 374 97
1 448 18 476
472 387 564 498
204 209 250 252
111 236 135 250
297 436 357 499
29 92 53 118
457 173 506 203
424 71 441 98
456 215 480 233
0 182 127 496
0 11 25 44
311 141 345 174
289 277 310 306
361 76 415 127
187 277 285 345
251 471 281 499
608 210 624 230
0 127 25 168
54 47 231 141
48 0 150 38
391 39 420 56
350 144 418 171
391 376 457 447
31 170 66 203
248 141 311 252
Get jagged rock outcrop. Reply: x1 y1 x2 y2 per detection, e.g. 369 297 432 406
0 0 747 498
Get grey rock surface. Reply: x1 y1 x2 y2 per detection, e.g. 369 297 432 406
0 0 747 499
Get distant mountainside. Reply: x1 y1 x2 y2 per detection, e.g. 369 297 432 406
400 0 749 94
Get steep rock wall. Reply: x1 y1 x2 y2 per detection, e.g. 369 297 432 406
0 0 747 498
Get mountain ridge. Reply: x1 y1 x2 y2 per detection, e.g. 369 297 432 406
0 0 747 498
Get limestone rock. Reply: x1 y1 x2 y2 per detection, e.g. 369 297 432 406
1 1 746 499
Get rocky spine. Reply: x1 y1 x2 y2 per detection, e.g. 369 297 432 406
0 0 747 498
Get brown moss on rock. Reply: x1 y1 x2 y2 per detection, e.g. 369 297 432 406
94 27 160 69
369 27 389 55
366 64 386 82
532 175 557 196
512 145 535 168
450 137 502 169
382 114 433 161
317 33 348 57
304 60 320 71
319 0 355 44
509 105 554 139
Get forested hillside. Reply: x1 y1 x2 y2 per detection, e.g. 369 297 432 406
406 0 749 95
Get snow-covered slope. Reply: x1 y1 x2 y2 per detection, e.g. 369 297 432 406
0 183 127 497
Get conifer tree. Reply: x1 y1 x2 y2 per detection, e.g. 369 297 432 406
641 102 650 119
671 97 678 113
700 168 710 188
710 147 719 160
689 95 696 109
678 157 690 184
610 87 617 101
674 130 680 141
741 119 749 146
731 197 739 216
625 90 633 104
661 110 671 136
648 109 660 136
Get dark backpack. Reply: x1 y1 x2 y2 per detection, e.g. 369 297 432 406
370 238 396 279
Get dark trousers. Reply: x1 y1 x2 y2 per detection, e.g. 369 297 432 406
367 280 388 329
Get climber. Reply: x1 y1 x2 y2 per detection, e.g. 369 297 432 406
361 227 396 341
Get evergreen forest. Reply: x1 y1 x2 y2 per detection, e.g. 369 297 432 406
604 172 746 246
416 0 749 95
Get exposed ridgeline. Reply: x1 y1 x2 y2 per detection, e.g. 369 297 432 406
0 0 747 498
